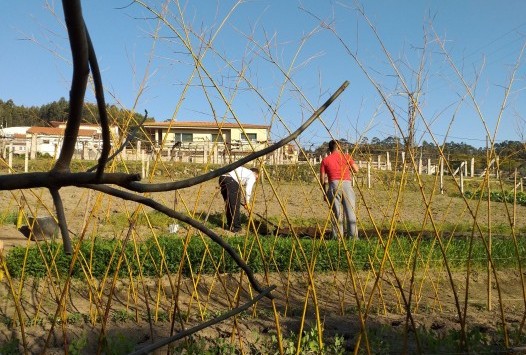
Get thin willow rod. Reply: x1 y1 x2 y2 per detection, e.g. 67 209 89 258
251 171 326 344
154 279 165 322
86 112 149 174
95 219 137 353
42 211 110 353
137 0 255 162
143 238 186 331
227 233 271 337
121 242 139 318
296 285 317 354
242 231 284 352
493 169 526 309
128 284 275 355
355 166 421 351
487 160 493 310
425 33 523 340
181 31 264 163
332 271 350 315
406 174 445 315
76 250 106 321
136 208 176 323
228 19 338 156
300 231 346 347
366 254 388 315
345 258 371 355
413 240 444 313
0 252 29 354
122 81 348 193
406 169 473 351
188 230 244 319
170 229 236 335
187 240 215 321
283 240 297 317
230 252 256 353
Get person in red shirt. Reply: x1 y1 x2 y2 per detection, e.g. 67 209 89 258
320 140 359 239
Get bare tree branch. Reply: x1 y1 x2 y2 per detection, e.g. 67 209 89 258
53 0 89 173
49 189 72 255
128 285 276 355
86 110 149 173
0 172 140 190
85 183 272 297
84 22 111 180
123 80 350 193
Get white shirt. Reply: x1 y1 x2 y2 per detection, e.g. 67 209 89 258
226 166 257 203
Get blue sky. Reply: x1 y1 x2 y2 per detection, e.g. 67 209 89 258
1 1 525 148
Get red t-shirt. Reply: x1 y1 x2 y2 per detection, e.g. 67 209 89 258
320 151 355 182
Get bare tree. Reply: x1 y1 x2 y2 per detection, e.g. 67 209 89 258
0 1 348 351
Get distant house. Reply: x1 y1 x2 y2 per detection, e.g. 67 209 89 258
0 120 300 164
0 122 119 159
140 121 272 163
142 121 269 147
26 126 99 158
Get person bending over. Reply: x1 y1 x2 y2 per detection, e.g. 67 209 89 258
219 166 259 233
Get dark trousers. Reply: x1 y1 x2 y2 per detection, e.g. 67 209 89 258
219 176 241 231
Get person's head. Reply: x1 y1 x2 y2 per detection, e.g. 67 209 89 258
328 140 340 153
250 167 260 179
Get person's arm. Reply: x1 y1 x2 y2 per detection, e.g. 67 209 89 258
244 173 256 206
320 162 328 200
347 155 359 174
351 161 359 174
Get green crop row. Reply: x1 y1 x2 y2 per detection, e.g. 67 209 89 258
464 190 526 206
4 234 526 279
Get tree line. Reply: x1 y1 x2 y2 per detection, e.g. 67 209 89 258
0 98 151 129
306 137 525 176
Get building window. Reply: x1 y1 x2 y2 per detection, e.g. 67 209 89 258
241 133 257 142
174 133 193 142
43 139 50 144
211 133 225 143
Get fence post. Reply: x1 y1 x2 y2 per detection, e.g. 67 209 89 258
8 144 13 173
427 158 431 175
141 150 146 178
136 141 141 161
24 141 29 172
386 152 391 170
460 169 464 194
440 156 444 194
471 157 475 177
30 134 37 159
367 160 371 189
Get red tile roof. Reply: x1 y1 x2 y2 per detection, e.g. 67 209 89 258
50 120 106 128
27 127 97 137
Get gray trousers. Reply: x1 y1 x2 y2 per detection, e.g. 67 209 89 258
327 180 358 238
